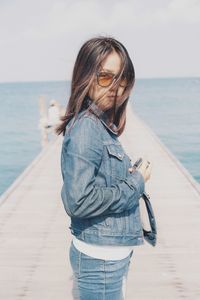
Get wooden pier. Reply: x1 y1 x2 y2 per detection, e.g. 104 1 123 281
0 104 200 299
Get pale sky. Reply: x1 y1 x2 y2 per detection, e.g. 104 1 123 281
0 0 200 83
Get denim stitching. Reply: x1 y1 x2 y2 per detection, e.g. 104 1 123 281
103 260 106 300
78 250 81 277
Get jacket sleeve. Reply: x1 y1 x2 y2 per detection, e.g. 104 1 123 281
61 116 145 219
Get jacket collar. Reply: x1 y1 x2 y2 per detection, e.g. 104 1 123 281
84 96 118 136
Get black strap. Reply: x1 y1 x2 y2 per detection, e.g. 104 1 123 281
141 192 157 247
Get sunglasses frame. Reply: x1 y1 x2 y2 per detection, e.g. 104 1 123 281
96 71 127 88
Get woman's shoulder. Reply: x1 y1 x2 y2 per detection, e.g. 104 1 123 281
65 111 103 137
63 111 104 151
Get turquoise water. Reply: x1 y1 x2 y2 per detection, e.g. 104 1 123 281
0 78 199 196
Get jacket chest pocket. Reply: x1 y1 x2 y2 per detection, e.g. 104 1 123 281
104 143 127 180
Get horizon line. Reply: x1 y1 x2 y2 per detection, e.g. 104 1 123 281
0 75 200 85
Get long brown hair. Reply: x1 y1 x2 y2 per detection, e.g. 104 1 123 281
56 36 135 136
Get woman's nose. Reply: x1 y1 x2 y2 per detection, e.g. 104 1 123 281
110 84 119 93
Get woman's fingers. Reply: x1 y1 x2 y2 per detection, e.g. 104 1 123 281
128 159 153 182
129 159 153 182
128 167 133 173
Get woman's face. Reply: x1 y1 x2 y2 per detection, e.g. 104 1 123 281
88 51 126 107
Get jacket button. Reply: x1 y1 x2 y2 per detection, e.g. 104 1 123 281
118 153 122 158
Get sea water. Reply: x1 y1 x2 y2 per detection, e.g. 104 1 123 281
0 78 199 196
133 77 200 184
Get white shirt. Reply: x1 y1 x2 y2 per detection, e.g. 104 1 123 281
72 236 133 260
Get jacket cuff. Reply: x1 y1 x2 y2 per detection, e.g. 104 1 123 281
126 170 145 197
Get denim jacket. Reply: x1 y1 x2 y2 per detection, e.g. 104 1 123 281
61 97 145 246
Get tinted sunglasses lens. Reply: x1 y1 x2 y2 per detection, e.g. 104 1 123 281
98 73 113 87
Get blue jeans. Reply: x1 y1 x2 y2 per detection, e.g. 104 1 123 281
69 241 133 300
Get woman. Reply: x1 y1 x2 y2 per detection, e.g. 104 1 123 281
57 36 152 300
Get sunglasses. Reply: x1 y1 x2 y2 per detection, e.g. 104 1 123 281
96 71 127 88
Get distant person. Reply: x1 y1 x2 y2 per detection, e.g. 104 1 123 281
56 36 152 299
47 100 60 131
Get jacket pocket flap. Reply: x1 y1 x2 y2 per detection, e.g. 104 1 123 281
106 144 125 161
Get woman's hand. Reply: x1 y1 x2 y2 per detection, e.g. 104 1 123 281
129 159 152 183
